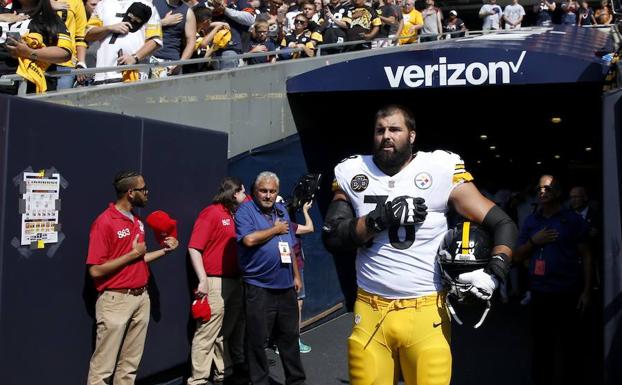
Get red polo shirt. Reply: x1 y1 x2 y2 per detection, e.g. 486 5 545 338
86 203 149 292
188 203 240 278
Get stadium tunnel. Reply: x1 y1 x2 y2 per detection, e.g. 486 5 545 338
287 25 622 384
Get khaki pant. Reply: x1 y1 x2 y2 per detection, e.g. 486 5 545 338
87 290 150 385
188 277 244 385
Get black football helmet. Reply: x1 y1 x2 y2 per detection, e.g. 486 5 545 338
438 221 492 279
437 221 494 328
288 173 322 211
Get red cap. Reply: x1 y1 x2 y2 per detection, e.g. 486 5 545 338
191 295 211 322
145 210 178 245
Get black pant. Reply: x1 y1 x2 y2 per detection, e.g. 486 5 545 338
531 290 586 385
244 283 306 385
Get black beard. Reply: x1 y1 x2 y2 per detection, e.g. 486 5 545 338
131 196 146 208
373 144 412 176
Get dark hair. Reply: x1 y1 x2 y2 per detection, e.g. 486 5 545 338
213 177 244 212
375 104 416 131
294 13 309 22
113 170 141 198
13 0 68 46
194 4 213 24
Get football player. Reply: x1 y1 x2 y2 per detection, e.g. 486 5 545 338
322 104 517 385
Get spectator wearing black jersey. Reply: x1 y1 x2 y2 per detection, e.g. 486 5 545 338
319 0 350 54
279 13 321 59
346 0 380 51
442 9 465 39
376 0 401 41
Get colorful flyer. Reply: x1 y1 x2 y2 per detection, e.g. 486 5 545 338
20 172 61 246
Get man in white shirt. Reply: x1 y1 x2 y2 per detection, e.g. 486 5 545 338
479 0 502 30
503 0 526 29
85 0 163 84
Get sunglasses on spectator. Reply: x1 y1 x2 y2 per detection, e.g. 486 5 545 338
131 186 149 194
294 19 307 24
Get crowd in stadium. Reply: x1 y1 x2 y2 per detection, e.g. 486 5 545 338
0 0 616 92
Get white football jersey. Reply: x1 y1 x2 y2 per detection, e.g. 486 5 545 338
334 150 473 299
87 0 162 82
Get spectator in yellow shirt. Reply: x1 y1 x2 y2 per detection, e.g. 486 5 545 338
50 0 88 89
398 0 422 45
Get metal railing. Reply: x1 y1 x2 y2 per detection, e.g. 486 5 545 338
1 25 618 95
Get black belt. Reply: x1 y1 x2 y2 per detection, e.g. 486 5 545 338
105 286 147 296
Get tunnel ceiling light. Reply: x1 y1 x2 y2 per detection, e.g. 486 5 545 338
585 147 592 152
554 155 561 159
489 145 496 150
551 117 562 124
480 134 488 140
536 161 542 165
495 154 501 158
477 160 482 164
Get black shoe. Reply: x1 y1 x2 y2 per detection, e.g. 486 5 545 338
226 363 250 385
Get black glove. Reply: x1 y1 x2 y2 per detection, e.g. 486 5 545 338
484 253 511 284
365 200 395 233
365 196 428 233
392 196 427 224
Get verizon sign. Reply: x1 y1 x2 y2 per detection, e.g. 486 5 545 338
384 51 526 88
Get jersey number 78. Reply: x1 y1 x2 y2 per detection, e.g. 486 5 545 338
364 195 416 250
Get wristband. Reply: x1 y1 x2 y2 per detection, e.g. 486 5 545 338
484 253 510 283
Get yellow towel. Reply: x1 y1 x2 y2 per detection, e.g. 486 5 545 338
16 33 49 93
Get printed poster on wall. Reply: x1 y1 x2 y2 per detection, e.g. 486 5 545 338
20 172 61 246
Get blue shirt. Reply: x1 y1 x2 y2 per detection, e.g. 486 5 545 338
235 200 295 289
153 0 189 60
518 208 589 293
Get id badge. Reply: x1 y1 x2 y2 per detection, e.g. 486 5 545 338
534 259 546 276
278 241 292 263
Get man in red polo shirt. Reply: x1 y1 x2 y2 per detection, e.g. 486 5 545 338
86 170 179 385
188 176 248 385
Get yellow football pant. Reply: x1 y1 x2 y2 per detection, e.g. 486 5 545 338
348 289 452 385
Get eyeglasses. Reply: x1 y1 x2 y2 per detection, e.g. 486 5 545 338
294 19 307 24
131 186 149 194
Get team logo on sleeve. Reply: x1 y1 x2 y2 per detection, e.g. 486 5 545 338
350 174 369 192
415 172 433 189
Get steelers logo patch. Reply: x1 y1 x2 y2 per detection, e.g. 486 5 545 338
415 172 433 190
354 314 362 324
350 174 369 192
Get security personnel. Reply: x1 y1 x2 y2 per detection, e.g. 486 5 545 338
322 105 517 385
86 171 178 385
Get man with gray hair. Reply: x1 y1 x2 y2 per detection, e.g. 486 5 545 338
234 171 306 385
